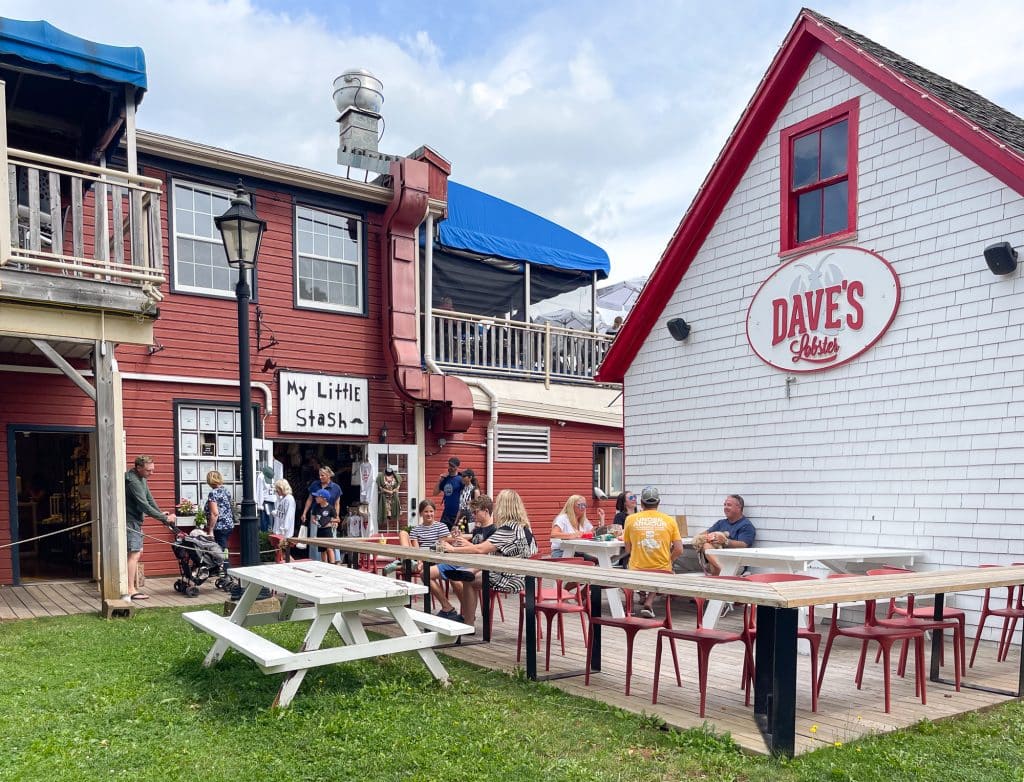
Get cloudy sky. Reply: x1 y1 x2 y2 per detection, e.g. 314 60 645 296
8 1 1024 282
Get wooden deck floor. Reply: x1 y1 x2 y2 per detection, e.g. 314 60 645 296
1 579 1019 755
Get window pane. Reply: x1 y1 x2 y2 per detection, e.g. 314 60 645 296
610 447 623 495
822 181 848 235
820 120 848 179
792 132 819 188
796 190 821 243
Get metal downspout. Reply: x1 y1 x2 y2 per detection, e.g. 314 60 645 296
421 214 498 494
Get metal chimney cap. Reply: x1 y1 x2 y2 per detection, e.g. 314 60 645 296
333 69 384 115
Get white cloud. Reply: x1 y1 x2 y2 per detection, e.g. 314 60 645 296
6 0 1024 286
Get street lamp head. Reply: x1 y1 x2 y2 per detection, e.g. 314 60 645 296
215 180 266 269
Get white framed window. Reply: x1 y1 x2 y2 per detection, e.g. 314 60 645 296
295 205 363 313
593 443 623 497
176 402 245 511
496 424 550 463
171 180 238 297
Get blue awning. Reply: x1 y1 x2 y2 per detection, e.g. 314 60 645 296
0 18 147 94
440 180 609 278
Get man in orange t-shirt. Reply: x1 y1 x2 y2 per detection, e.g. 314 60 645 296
623 486 683 618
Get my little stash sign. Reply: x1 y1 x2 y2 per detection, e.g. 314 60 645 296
279 371 368 435
746 246 900 373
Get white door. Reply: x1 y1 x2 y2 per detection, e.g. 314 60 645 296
365 444 419 534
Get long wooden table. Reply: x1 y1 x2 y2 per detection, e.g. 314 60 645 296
297 537 1024 757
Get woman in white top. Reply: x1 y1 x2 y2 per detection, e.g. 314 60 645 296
271 479 296 537
549 494 604 558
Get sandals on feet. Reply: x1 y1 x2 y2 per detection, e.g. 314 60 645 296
130 593 149 600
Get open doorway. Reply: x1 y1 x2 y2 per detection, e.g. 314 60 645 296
275 441 366 530
10 427 94 583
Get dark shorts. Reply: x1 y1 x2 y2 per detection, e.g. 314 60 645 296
316 525 337 538
437 563 475 582
126 521 143 553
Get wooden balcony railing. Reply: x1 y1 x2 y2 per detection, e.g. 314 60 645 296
2 148 165 296
431 311 615 385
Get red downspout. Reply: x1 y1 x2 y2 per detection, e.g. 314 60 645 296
381 156 473 433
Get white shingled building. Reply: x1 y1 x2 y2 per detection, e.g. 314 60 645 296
598 9 1024 639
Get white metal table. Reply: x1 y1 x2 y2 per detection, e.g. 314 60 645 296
183 560 472 707
701 544 923 628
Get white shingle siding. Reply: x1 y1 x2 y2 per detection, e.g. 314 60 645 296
624 54 1024 634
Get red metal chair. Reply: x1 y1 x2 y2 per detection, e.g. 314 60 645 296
740 573 823 712
585 569 672 696
817 573 927 713
516 556 585 662
867 567 964 685
652 592 753 717
534 559 596 670
969 563 1024 667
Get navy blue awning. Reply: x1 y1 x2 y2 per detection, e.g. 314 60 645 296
440 180 609 279
0 18 146 94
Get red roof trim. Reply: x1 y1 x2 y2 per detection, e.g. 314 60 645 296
597 11 1024 382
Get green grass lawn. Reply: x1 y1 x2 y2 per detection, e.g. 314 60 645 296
2 607 1024 782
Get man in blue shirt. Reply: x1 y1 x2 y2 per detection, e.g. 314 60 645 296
435 456 463 529
702 494 756 576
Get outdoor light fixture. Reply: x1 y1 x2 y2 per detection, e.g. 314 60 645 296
667 317 691 341
216 181 266 269
983 241 1018 275
216 181 266 575
379 423 389 443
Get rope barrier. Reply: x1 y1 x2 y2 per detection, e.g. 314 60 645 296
0 520 91 550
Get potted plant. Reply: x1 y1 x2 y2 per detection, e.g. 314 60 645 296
175 498 206 528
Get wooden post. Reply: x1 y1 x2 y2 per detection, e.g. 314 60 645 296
94 340 128 602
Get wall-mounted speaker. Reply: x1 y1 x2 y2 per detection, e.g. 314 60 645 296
667 317 691 341
984 241 1018 275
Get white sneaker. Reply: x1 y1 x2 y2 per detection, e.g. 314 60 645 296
639 606 655 619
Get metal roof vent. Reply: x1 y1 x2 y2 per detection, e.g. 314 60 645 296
334 69 398 175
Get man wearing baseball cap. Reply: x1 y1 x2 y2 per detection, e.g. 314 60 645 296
435 456 463 529
622 485 683 618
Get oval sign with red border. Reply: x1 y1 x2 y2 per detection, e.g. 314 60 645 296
746 245 900 373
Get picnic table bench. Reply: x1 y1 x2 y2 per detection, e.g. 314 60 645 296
297 537 1024 757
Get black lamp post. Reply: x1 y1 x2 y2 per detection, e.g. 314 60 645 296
216 181 266 569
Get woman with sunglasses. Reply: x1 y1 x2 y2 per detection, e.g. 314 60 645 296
549 494 604 559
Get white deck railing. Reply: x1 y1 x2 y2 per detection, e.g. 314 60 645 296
2 147 165 293
431 311 614 385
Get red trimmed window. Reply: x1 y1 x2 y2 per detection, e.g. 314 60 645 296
780 99 858 253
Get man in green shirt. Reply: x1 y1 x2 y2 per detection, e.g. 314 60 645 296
124 455 175 600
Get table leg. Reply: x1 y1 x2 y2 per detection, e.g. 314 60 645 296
594 553 625 618
525 576 538 680
202 580 263 667
273 613 334 708
389 604 451 682
753 605 798 758
702 560 742 630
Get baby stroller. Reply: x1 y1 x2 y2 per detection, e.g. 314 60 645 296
166 523 231 597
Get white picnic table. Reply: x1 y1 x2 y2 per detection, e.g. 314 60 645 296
701 544 923 629
182 560 473 707
558 538 628 617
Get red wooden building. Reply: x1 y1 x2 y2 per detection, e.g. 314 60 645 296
0 22 622 595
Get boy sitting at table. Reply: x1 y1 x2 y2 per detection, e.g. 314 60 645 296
428 494 498 621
